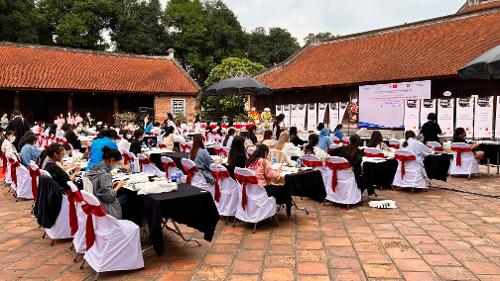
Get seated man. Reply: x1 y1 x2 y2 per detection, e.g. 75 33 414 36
20 135 41 166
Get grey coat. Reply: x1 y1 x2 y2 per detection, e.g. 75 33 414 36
85 162 122 219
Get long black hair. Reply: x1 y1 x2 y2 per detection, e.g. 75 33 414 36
190 134 205 160
102 146 122 161
273 113 285 127
304 134 319 154
245 144 269 167
346 134 361 160
367 130 383 147
223 128 236 146
403 130 416 148
228 136 246 166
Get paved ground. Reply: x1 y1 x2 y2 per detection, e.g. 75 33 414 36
0 172 499 281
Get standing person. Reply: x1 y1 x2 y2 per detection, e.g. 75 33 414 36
318 127 332 152
6 111 28 149
86 129 118 170
43 143 80 190
129 129 145 155
20 135 41 166
1 113 9 129
165 113 179 134
223 128 236 147
189 134 214 184
420 113 442 144
84 112 94 126
333 124 344 141
273 113 286 140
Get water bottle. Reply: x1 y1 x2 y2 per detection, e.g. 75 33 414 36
272 154 277 164
296 157 302 168
431 143 436 152
171 172 178 182
363 140 367 147
130 161 136 173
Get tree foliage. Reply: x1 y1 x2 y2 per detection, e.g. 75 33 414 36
202 57 265 121
0 0 48 44
304 32 336 45
246 27 300 67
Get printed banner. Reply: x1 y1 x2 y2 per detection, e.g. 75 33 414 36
420 99 436 126
474 96 494 138
404 100 420 134
328 103 339 130
295 104 306 130
437 98 454 137
307 103 317 131
318 103 328 125
456 97 474 136
496 96 500 139
339 102 348 124
282 104 291 127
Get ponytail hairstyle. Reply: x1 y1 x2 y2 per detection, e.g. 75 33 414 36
346 134 361 160
403 130 416 148
245 144 269 167
101 146 122 161
304 134 319 154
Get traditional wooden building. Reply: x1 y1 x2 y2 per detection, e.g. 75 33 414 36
0 43 200 123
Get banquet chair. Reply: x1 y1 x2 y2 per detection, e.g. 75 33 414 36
28 162 46 203
180 158 214 194
212 144 228 157
3 152 12 186
364 148 385 158
160 156 183 179
137 153 164 178
392 149 427 190
67 181 87 261
43 183 73 245
233 167 278 233
389 139 401 149
247 146 256 157
426 141 443 151
449 142 480 177
122 151 139 173
12 158 33 201
80 191 144 279
324 156 361 206
209 164 239 218
329 143 340 153
180 141 192 153
301 154 329 188
7 153 20 193
331 136 342 145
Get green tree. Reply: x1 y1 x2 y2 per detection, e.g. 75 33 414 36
39 0 119 49
202 57 265 121
0 0 48 44
113 0 170 55
304 32 336 44
246 27 300 67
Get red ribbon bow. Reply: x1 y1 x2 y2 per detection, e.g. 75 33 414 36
66 190 83 235
81 204 106 250
234 173 259 210
138 158 150 172
162 161 176 178
159 143 167 149
122 153 134 165
302 159 323 167
394 154 416 179
333 140 341 144
183 165 199 184
390 144 400 149
181 144 191 152
427 144 443 151
211 170 230 202
9 158 20 186
213 148 228 157
451 147 472 166
28 166 41 200
364 152 385 158
326 161 351 192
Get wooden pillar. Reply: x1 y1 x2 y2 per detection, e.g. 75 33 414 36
67 93 74 113
113 95 119 114
13 91 20 111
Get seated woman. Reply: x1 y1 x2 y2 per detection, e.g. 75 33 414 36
245 144 290 209
117 129 132 153
452 127 484 161
190 134 214 184
162 126 175 150
367 130 389 151
318 128 332 152
62 124 81 151
227 136 247 177
129 128 145 155
402 130 431 164
223 128 236 147
261 129 276 148
43 143 80 191
303 134 328 160
289 126 306 147
332 134 373 196
86 147 125 219
273 130 300 165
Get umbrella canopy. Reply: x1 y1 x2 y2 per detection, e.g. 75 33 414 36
203 76 272 96
458 45 500 79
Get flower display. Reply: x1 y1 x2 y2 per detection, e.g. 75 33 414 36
248 107 260 123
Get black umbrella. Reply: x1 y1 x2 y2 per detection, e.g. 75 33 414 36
458 45 500 79
203 76 272 96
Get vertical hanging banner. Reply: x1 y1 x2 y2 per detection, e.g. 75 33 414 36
456 97 474 136
317 103 328 125
339 102 348 124
282 104 291 127
328 103 339 130
496 96 500 139
295 104 307 130
437 98 454 137
275 104 283 117
307 103 317 131
404 100 420 134
474 96 494 138
420 99 436 126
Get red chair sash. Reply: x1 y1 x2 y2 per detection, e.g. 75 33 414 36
181 144 191 152
451 147 472 166
302 159 323 167
159 143 167 149
394 154 416 179
333 140 341 144
28 167 41 200
122 153 134 165
325 161 351 192
162 161 176 178
9 158 20 186
213 148 228 157
234 173 259 210
427 144 443 151
211 170 230 202
66 190 83 235
0 152 6 174
138 158 150 172
390 144 400 149
81 204 106 250
364 152 385 158
183 165 199 184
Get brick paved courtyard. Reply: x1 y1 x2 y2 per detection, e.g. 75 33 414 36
0 174 499 281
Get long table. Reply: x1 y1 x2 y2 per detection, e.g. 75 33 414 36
149 152 190 171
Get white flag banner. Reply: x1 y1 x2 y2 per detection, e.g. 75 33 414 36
474 96 494 138
456 97 474 136
329 103 339 130
293 104 307 130
496 96 500 139
404 100 420 134
318 103 328 125
339 102 348 124
282 104 291 127
307 103 317 131
420 99 436 126
275 104 283 117
437 98 454 137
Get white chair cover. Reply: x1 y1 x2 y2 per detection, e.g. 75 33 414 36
389 139 402 149
301 154 329 188
247 146 256 157
82 191 144 273
364 147 384 157
4 152 12 185
180 158 213 194
44 194 73 240
160 156 183 179
449 142 480 176
68 182 87 254
137 153 164 178
124 151 140 173
234 167 277 224
209 164 239 216
14 163 32 199
331 136 342 145
324 156 361 205
426 141 443 150
82 176 94 194
329 143 340 151
392 149 427 189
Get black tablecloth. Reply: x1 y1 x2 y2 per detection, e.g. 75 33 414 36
143 136 157 147
424 154 451 181
207 147 216 155
150 152 189 171
143 183 219 256
285 170 326 202
363 159 398 188
478 143 500 165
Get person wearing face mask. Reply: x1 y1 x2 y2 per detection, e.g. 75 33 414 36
85 147 125 219
43 143 80 191
117 129 132 153
1 130 18 157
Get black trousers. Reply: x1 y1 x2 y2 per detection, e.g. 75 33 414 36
264 185 292 217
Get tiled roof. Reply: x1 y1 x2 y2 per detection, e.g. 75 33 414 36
458 0 500 13
257 8 500 90
0 43 200 94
